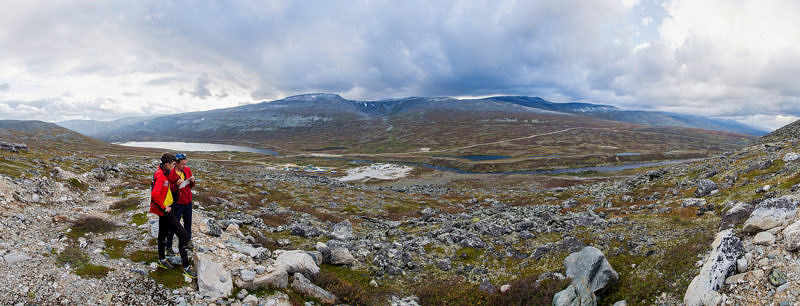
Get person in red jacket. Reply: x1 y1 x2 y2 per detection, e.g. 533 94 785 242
165 153 196 254
150 153 196 278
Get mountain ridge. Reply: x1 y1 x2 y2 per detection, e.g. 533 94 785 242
61 94 766 137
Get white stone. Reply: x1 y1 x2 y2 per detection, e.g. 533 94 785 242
194 252 233 300
242 295 258 305
753 231 775 245
2 252 31 265
783 153 800 162
736 258 748 273
274 250 320 279
240 270 256 282
783 220 800 251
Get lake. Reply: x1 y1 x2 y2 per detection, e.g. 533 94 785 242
116 142 280 155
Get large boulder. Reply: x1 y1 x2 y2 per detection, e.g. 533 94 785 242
553 246 618 306
694 179 719 197
330 248 355 265
194 252 233 300
274 250 320 279
742 196 798 233
684 230 743 306
291 273 336 305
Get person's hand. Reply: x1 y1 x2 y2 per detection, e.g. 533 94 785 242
189 176 195 182
165 206 172 213
177 179 185 186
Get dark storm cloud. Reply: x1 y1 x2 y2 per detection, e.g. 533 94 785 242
1 0 800 129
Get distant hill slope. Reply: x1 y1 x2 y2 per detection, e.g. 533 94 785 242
89 94 757 165
760 119 800 143
0 120 108 149
86 94 765 140
581 111 767 136
57 116 156 136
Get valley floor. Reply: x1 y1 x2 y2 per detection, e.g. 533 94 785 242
1 136 799 305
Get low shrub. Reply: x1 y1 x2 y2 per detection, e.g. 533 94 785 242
316 264 394 305
109 197 140 212
67 216 119 239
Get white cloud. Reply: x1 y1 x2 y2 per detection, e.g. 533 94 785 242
0 0 797 131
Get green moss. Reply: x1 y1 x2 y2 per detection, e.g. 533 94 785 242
454 247 484 264
0 164 22 177
75 264 113 278
56 245 112 279
742 159 785 180
128 250 158 263
103 238 131 259
67 177 88 192
131 212 148 226
149 266 187 289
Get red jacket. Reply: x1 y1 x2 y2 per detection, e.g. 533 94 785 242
150 166 172 216
169 166 195 205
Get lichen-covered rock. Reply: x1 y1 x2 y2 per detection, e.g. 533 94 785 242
743 196 798 233
684 230 743 306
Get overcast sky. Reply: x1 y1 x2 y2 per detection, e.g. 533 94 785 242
1 0 799 130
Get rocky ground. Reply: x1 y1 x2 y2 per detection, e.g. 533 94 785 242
3 123 800 305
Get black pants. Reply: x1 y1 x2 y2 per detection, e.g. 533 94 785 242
158 211 189 268
166 202 192 249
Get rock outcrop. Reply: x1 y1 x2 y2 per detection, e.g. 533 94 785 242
684 230 743 306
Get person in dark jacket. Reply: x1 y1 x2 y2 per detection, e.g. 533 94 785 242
150 153 196 278
166 153 196 254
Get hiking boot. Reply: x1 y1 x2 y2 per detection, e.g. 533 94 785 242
183 266 197 278
156 258 174 269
